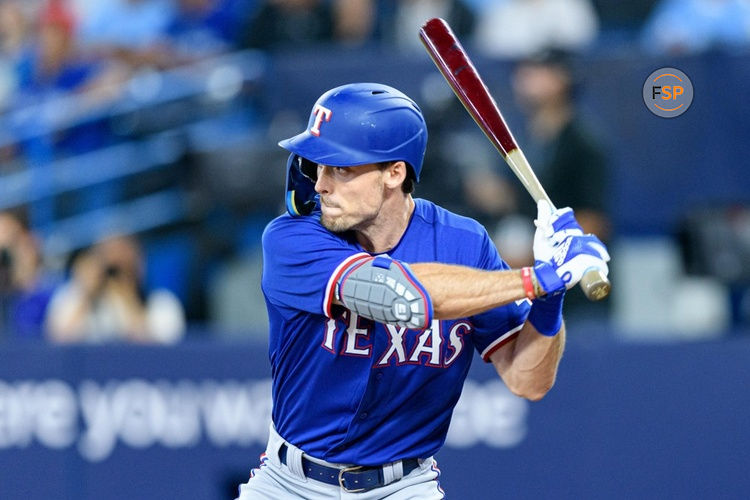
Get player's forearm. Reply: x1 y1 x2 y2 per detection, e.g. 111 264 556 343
491 321 565 401
409 262 527 319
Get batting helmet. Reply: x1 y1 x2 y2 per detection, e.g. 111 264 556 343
279 83 428 216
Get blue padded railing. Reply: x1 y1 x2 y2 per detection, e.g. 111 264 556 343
0 50 267 250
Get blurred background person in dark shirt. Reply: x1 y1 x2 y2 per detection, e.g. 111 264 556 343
489 49 611 321
510 49 610 240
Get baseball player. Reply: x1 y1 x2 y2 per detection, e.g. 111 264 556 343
236 83 609 499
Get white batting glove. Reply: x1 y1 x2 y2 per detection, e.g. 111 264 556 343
533 232 610 295
533 200 584 263
532 200 610 294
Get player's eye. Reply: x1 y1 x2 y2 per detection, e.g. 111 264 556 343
317 165 354 182
333 168 353 179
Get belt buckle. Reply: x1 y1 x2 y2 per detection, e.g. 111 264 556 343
338 465 366 493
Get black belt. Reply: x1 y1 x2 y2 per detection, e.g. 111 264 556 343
278 443 420 493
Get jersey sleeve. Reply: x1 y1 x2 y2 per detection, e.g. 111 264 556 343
261 214 368 318
469 228 531 362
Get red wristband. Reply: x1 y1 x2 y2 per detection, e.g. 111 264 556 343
521 267 537 300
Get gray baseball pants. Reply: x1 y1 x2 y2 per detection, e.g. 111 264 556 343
235 426 445 499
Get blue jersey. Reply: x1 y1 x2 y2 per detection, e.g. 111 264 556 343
261 198 530 466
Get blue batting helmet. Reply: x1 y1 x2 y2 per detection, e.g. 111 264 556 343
279 83 428 216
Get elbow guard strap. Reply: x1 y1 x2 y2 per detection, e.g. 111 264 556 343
336 255 433 330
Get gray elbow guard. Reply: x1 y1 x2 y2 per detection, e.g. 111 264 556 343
337 256 433 330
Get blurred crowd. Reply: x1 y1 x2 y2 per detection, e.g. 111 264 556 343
2 0 749 115
1 0 750 344
0 209 185 342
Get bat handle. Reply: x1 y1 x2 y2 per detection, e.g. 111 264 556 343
579 268 610 301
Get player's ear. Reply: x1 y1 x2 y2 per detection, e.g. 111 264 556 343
383 161 407 190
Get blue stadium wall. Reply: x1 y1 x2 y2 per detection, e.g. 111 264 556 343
1 335 748 500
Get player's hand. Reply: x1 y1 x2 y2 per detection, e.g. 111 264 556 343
533 233 610 295
532 200 583 262
531 200 610 295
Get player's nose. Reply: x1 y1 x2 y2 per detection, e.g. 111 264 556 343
314 165 331 194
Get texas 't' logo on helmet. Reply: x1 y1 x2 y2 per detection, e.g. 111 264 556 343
310 104 333 137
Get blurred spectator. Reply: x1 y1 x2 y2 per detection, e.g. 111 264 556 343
0 1 32 56
45 234 185 343
240 0 334 50
167 0 246 60
510 50 609 236
332 0 376 46
73 0 176 68
0 211 58 340
0 1 31 109
491 49 611 318
11 0 125 160
415 84 507 225
0 1 34 162
381 0 474 52
473 0 599 59
641 0 750 54
15 0 119 99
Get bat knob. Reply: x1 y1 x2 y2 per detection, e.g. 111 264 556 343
580 268 611 301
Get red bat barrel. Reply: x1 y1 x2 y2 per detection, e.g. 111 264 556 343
419 17 519 158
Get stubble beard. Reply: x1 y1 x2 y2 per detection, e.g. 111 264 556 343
320 213 352 233
320 206 380 234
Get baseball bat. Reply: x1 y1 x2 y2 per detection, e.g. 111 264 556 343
419 17 610 301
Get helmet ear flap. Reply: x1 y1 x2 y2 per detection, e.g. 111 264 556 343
299 157 318 181
285 154 318 217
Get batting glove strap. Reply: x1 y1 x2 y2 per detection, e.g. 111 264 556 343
527 291 565 336
532 261 566 296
